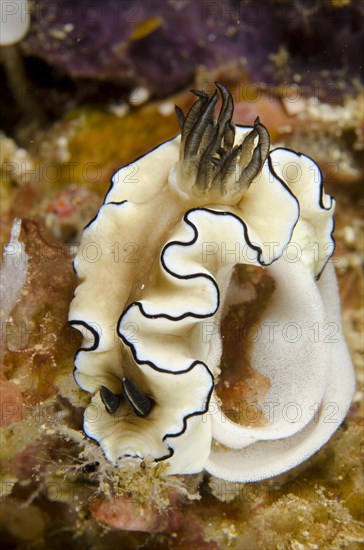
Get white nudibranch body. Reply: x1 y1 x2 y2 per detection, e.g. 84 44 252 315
69 83 355 481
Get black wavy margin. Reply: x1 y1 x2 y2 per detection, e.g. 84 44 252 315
269 147 335 280
117 193 298 350
82 361 215 464
69 318 215 463
224 125 301 266
158 364 215 463
116 206 266 371
69 320 100 395
70 317 215 464
69 319 100 353
118 198 289 325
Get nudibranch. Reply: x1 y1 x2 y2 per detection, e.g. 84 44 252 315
69 83 355 481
